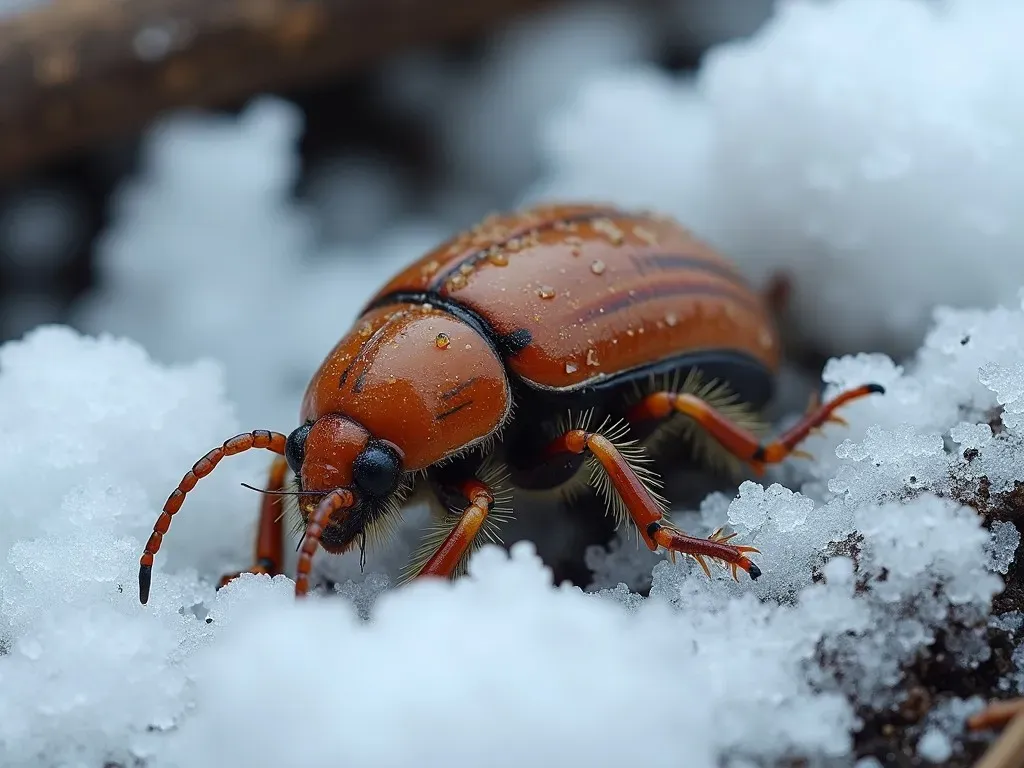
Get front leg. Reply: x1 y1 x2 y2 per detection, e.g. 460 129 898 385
409 478 495 580
218 455 289 589
544 424 760 581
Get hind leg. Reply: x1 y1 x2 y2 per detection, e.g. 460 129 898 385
218 455 288 588
626 383 884 475
542 426 760 580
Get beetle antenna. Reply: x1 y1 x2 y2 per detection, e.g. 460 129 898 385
138 430 287 605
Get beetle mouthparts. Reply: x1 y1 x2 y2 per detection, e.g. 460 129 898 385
747 563 762 581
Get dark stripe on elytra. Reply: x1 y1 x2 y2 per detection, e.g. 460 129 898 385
436 401 473 421
344 340 378 393
352 369 370 394
339 309 411 390
631 252 747 288
575 281 761 324
365 291 531 359
429 208 648 291
441 377 481 400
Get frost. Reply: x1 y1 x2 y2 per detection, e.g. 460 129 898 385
991 611 1024 634
986 521 1020 574
980 362 1024 430
951 421 994 450
727 481 814 533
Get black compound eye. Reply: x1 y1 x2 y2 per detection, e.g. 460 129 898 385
352 442 402 498
285 423 312 475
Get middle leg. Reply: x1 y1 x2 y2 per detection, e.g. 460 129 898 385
409 477 495 580
217 455 289 589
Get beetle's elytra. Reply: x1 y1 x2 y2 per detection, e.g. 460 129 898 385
138 202 883 602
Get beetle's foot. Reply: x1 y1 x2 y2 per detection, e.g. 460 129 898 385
654 524 761 582
698 528 761 581
763 271 791 317
217 562 274 590
707 527 762 582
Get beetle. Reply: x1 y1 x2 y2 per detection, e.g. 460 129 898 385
137 202 883 603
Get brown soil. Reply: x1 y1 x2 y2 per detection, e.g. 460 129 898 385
849 455 1024 767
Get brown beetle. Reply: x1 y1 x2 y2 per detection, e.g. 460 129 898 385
138 203 882 602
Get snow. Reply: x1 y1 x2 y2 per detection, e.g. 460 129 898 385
987 520 1020 575
2 0 1023 766
919 728 954 763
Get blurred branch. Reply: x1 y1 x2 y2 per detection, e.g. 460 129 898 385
0 0 557 181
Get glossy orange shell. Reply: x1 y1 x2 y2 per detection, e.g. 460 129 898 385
300 304 511 471
367 203 780 391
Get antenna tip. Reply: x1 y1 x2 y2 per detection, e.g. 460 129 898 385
139 564 152 604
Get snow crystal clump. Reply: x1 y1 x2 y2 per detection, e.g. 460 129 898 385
917 729 953 763
987 520 1020 574
530 0 1024 358
728 481 814 533
916 696 986 764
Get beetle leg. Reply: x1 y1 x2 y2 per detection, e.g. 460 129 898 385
968 698 1024 732
138 430 288 604
414 479 494 579
966 698 1024 768
763 271 792 317
217 455 289 589
626 383 884 473
544 429 761 580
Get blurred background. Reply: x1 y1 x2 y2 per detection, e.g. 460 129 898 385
0 0 784 421
1 0 1020 433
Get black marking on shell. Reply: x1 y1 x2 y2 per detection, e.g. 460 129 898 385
437 401 473 422
499 328 533 355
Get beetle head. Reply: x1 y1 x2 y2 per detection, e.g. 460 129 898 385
284 413 407 555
